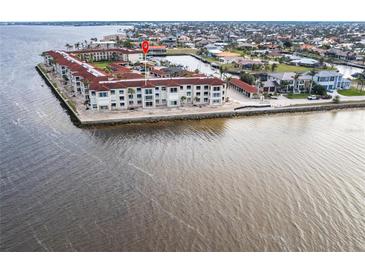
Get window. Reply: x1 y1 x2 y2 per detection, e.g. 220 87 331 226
92 104 97 109
137 100 142 104
180 86 184 90
204 85 209 90
162 87 166 91
162 99 167 104
187 85 191 90
137 94 142 98
213 92 220 97
98 92 108 97
155 93 160 97
187 92 191 96
156 99 160 104
129 101 134 105
195 98 200 102
204 91 209 96
170 87 178 93
204 98 208 102
91 91 96 96
120 102 125 107
129 94 134 99
145 102 153 107
213 86 220 91
196 86 201 90
111 90 115 95
100 105 108 110
145 89 153 94
212 99 220 104
137 88 141 92
196 92 201 96
155 87 160 91
77 88 81 92
111 103 116 107
145 95 153 100
119 96 124 100
170 100 178 106
119 90 124 94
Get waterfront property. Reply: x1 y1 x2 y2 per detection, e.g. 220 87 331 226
89 77 225 111
148 45 167 56
263 70 351 93
42 50 226 111
70 48 143 63
228 78 258 98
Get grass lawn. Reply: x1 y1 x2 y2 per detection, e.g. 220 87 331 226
338 88 365 96
204 57 220 63
286 93 311 99
268 64 336 73
166 48 198 55
272 64 313 73
90 61 113 69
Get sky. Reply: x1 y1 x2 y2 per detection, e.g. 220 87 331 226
1 0 364 22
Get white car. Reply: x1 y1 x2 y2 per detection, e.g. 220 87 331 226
307 95 318 100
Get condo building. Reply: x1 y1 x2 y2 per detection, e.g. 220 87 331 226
42 50 225 111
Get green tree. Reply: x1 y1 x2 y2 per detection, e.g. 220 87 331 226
312 83 327 96
239 71 255 85
293 72 301 93
180 96 187 106
308 69 317 94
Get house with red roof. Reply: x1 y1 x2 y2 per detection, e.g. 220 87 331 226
148 45 167 56
228 78 258 98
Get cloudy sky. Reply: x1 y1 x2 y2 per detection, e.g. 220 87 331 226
1 0 364 21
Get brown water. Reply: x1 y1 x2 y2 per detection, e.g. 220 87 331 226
1 26 365 251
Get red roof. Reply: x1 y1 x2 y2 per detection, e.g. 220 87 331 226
149 45 167 50
229 78 257 93
44 50 105 82
70 48 142 54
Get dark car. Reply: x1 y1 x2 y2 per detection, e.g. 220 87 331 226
321 95 332 99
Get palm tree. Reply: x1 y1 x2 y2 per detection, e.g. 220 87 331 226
280 80 290 93
127 88 135 96
219 66 227 80
293 72 301 93
180 96 187 106
357 72 365 91
271 63 278 72
308 69 317 94
65 43 73 51
224 75 232 93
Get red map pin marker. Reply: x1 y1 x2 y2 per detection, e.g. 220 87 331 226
142 40 149 54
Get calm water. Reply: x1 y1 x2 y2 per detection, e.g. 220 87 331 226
1 26 365 251
154 55 219 76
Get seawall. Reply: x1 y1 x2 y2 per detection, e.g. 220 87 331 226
36 64 82 125
36 64 365 127
79 102 365 127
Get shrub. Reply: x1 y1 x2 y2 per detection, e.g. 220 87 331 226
312 83 327 96
333 95 340 104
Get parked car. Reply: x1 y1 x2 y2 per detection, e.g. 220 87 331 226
321 95 332 99
307 95 319 100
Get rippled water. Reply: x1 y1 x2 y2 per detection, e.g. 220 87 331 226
1 26 365 251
